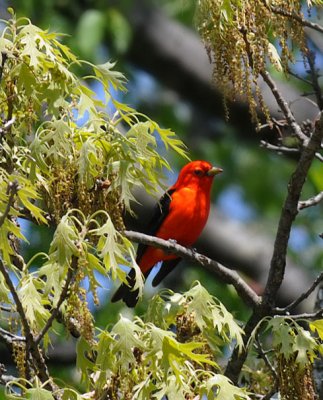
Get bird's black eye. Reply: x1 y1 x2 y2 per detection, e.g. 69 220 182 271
194 169 204 176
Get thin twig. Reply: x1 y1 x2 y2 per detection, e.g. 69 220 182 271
0 181 19 228
0 259 32 343
270 5 323 35
298 191 323 210
0 373 19 385
0 328 25 345
35 256 77 346
261 388 279 400
0 117 16 136
306 50 323 111
0 305 12 312
260 70 308 144
260 140 300 155
0 257 55 391
124 230 261 308
287 68 312 86
278 309 323 320
275 272 323 314
260 139 322 162
0 52 7 83
255 333 278 381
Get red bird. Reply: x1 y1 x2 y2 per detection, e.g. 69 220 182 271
111 160 223 307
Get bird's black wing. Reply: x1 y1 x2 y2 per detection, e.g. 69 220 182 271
111 188 178 307
136 188 176 263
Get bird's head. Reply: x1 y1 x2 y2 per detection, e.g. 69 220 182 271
174 160 223 190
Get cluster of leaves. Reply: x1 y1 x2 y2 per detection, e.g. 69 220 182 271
0 10 251 400
195 0 316 122
0 9 186 339
76 282 248 400
243 316 323 396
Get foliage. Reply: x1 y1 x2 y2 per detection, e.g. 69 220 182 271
0 3 322 400
0 10 249 400
76 283 248 399
195 0 312 122
0 10 187 339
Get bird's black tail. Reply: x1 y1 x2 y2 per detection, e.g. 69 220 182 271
111 268 139 307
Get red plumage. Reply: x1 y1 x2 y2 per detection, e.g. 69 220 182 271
111 160 222 307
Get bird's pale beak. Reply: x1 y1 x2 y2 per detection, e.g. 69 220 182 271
207 166 223 176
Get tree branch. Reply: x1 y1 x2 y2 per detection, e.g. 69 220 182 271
254 332 278 390
0 259 32 344
261 137 322 162
0 363 18 386
0 52 7 83
0 328 25 345
124 230 261 308
260 70 308 144
269 6 323 35
0 117 16 138
0 257 56 393
263 112 323 306
306 50 323 111
260 140 300 155
34 256 77 346
298 191 323 210
225 112 323 383
275 271 323 314
0 180 19 228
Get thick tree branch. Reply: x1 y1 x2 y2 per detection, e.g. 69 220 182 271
263 113 323 305
225 112 323 383
124 230 261 308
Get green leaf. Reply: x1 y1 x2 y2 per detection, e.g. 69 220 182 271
19 24 43 68
18 275 50 330
26 387 55 400
162 336 216 383
310 319 323 340
76 337 95 383
111 316 144 368
78 137 102 186
49 215 79 266
153 375 187 400
200 374 250 400
94 61 127 92
17 183 47 224
185 281 214 329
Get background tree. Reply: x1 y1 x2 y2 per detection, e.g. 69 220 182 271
0 1 322 399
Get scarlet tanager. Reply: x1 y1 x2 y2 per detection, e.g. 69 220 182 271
111 160 223 307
